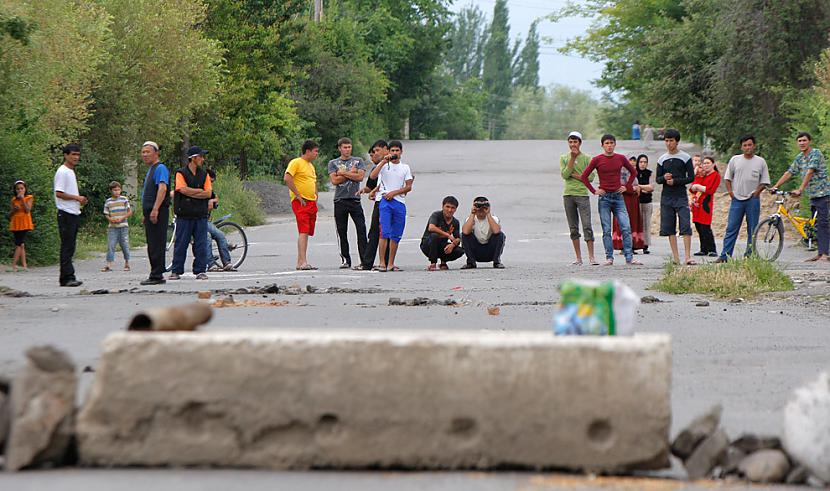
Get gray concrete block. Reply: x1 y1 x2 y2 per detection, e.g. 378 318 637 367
77 331 672 472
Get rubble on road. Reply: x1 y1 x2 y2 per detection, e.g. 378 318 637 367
388 297 460 306
4 346 77 471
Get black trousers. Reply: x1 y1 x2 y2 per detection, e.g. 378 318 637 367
362 201 388 268
420 233 465 264
334 199 367 266
144 207 169 280
461 232 506 265
694 222 717 254
57 210 80 285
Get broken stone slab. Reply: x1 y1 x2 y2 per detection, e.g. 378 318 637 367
731 434 781 454
0 380 9 454
684 429 729 480
5 346 77 471
717 445 746 475
783 371 830 482
77 331 672 472
785 464 810 485
671 404 723 460
738 449 790 483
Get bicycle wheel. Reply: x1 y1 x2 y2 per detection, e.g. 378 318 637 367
216 221 248 269
752 217 784 261
165 221 176 272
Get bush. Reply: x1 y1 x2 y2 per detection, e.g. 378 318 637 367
652 256 794 299
212 170 265 227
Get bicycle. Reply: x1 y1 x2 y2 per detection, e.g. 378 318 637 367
166 213 249 271
752 189 817 261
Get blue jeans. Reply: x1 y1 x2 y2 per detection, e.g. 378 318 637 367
598 192 633 262
720 196 760 259
106 227 130 262
171 217 208 275
205 221 231 266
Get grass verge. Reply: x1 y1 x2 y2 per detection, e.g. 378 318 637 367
652 256 794 299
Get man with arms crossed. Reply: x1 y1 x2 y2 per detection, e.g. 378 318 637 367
328 137 367 269
716 135 770 262
285 140 319 270
580 134 641 266
170 146 212 280
139 141 170 285
770 132 830 262
560 130 597 265
54 144 87 287
656 128 696 265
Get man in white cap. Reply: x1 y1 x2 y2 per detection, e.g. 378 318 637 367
560 131 597 265
139 141 170 285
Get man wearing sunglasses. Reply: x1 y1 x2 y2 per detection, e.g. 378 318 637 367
460 196 506 269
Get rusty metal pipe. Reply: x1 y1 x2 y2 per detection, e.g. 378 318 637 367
127 303 212 331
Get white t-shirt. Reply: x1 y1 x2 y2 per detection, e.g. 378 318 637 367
54 164 81 215
465 214 500 244
725 154 770 201
376 162 413 203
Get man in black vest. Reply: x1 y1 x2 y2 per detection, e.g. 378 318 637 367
139 141 170 285
169 146 212 280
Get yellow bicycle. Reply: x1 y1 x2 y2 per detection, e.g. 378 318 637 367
753 189 818 261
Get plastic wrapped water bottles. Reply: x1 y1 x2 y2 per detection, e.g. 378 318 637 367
553 280 640 336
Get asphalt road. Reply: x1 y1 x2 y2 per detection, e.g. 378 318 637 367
1 139 827 489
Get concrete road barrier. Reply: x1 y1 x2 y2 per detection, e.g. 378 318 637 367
76 330 671 472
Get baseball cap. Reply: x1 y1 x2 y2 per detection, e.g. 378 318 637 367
187 146 208 159
567 131 583 141
142 141 159 151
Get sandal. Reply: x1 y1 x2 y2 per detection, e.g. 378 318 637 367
685 260 697 266
439 263 449 270
571 260 583 266
372 265 387 272
604 259 614 266
627 260 643 265
124 265 131 271
427 264 437 271
296 264 318 271
101 266 112 272
589 259 600 266
390 266 403 272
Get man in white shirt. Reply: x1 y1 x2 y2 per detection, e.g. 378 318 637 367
716 135 770 262
368 140 413 272
54 144 88 287
460 196 505 269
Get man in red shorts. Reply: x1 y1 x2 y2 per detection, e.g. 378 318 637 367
284 140 319 270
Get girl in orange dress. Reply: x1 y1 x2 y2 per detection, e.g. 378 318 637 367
9 180 34 271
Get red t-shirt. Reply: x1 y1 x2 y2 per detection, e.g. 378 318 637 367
580 153 637 194
691 171 721 225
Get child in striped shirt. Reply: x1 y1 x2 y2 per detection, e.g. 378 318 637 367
102 180 132 272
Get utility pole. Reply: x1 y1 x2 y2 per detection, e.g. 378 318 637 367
313 0 323 22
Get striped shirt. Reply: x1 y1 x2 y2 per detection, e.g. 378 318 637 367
103 195 131 228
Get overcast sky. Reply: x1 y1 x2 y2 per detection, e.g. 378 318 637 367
449 0 604 96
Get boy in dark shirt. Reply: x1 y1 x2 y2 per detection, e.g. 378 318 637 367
420 196 464 270
656 128 696 265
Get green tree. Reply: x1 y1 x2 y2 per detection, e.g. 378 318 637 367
482 0 512 139
410 70 487 139
513 20 540 89
503 85 600 140
445 4 488 83
191 0 306 179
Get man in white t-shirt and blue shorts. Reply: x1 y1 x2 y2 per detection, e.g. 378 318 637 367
368 140 413 272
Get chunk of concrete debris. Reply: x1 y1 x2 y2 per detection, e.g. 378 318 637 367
487 306 500 316
127 303 212 332
640 295 662 303
0 378 9 454
684 429 729 480
738 449 790 483
197 291 211 300
731 434 781 453
4 346 77 471
783 371 830 482
785 465 810 485
77 331 672 472
717 445 746 475
695 301 709 307
671 404 723 460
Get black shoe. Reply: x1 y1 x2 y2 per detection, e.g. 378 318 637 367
693 251 707 256
140 278 166 285
460 263 477 270
61 280 83 287
708 252 719 257
339 263 351 269
493 262 505 269
714 257 727 264
643 248 650 255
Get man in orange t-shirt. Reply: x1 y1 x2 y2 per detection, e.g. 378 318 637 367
169 146 213 280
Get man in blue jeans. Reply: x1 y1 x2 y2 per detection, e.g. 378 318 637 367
770 131 830 262
170 146 212 280
580 134 642 265
717 135 770 262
